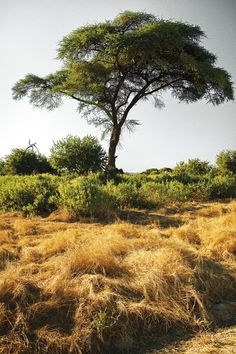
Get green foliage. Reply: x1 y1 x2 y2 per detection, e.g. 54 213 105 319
3 149 53 175
138 182 167 208
216 150 236 175
112 182 138 208
0 175 60 215
138 180 210 208
50 135 107 174
13 14 233 115
208 174 236 199
0 159 5 175
121 173 150 188
0 169 235 217
91 306 120 337
57 174 117 218
173 159 212 176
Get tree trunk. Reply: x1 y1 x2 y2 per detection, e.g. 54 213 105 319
107 124 121 171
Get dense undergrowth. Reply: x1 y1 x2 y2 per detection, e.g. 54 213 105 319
0 171 235 217
0 201 235 353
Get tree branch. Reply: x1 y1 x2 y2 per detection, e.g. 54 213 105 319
118 76 182 127
143 77 182 98
59 90 113 120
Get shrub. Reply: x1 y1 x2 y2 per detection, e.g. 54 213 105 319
137 180 210 208
57 174 117 218
0 175 60 215
50 135 107 174
138 182 167 208
216 150 236 175
121 173 149 188
0 159 5 175
113 182 138 208
173 159 212 176
171 174 202 184
208 174 236 199
3 149 53 175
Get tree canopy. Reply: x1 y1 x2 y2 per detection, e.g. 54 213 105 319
12 11 234 171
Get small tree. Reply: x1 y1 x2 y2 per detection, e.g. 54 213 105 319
12 11 234 171
216 150 236 174
50 135 107 174
3 149 52 175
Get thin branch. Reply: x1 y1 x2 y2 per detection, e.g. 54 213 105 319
119 76 182 127
59 90 114 120
143 77 182 98
116 90 134 112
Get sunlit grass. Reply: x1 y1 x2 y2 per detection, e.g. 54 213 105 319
0 201 235 353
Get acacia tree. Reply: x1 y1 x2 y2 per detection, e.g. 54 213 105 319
12 11 234 171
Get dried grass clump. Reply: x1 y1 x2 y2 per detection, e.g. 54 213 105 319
60 244 128 279
198 203 226 217
0 201 235 353
0 230 14 245
172 202 236 262
172 222 201 245
0 220 10 231
14 219 38 236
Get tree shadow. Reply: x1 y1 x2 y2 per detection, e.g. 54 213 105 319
119 209 183 228
136 327 195 354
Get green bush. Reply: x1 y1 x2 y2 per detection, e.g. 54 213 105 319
0 175 60 215
138 182 166 208
50 135 107 174
173 159 212 176
137 180 210 208
113 182 138 208
3 149 53 175
57 174 117 218
121 173 149 188
0 159 5 175
208 174 236 199
216 150 236 175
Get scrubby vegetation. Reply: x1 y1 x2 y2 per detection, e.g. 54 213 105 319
0 201 235 353
0 159 235 217
0 175 60 215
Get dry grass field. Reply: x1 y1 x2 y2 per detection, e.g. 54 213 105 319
0 201 235 353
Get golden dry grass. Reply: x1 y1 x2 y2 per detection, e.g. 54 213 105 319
0 201 235 353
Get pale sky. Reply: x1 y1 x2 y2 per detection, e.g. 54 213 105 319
1 0 235 172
